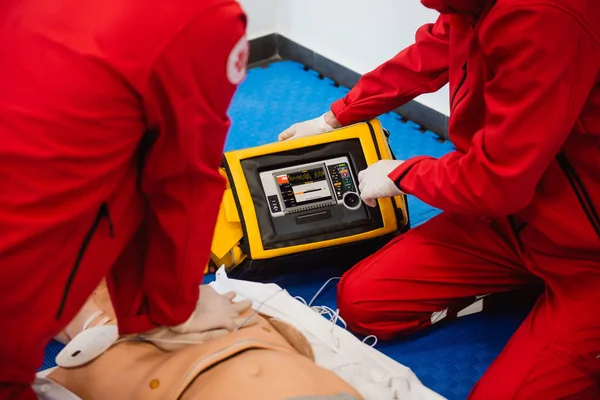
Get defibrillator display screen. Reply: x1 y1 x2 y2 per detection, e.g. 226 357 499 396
276 167 333 209
243 138 392 250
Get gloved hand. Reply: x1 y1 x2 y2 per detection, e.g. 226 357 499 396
278 112 338 141
170 285 255 334
358 160 405 207
139 285 258 351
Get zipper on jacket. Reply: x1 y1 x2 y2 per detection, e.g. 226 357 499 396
55 202 114 319
450 62 468 111
453 89 469 111
556 153 600 238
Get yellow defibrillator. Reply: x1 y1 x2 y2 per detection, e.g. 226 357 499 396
208 119 410 279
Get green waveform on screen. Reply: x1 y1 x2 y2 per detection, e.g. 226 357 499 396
287 168 326 183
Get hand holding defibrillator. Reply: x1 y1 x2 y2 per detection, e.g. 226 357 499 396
279 113 405 207
142 285 258 351
278 111 341 141
358 160 405 207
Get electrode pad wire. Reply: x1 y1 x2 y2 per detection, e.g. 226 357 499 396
308 277 342 307
294 296 346 329
295 277 379 348
81 310 110 331
362 335 378 347
233 287 287 331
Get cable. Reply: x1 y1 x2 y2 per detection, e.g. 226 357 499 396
294 296 308 305
233 288 286 331
305 277 380 349
362 335 378 347
312 305 347 329
307 277 341 307
81 310 104 331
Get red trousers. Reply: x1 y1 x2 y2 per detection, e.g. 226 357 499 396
338 213 600 399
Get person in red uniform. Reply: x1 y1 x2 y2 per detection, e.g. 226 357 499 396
279 0 600 397
0 0 252 398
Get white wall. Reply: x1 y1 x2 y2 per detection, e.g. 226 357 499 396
239 0 450 115
276 0 449 115
238 0 278 39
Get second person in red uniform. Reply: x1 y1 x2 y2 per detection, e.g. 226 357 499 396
279 0 600 398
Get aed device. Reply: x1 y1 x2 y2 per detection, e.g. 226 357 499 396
208 119 410 280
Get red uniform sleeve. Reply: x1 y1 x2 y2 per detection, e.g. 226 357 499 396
331 14 450 126
115 4 248 333
388 5 600 216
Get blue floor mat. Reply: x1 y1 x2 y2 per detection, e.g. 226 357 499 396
41 60 528 399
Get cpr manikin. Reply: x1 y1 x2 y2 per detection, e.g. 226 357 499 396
40 281 363 400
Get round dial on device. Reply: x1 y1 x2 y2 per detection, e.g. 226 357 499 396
342 191 361 210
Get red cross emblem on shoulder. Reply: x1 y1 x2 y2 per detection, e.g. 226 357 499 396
235 46 248 74
227 36 249 85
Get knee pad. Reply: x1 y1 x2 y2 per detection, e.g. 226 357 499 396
46 313 363 400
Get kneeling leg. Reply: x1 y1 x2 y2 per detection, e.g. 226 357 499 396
337 213 540 339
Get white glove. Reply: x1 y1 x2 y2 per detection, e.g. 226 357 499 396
278 113 335 141
170 285 255 333
358 160 405 207
139 285 258 351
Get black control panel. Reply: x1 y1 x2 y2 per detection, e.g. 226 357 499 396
267 195 281 213
327 162 357 200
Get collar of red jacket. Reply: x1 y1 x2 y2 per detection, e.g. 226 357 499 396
420 0 490 15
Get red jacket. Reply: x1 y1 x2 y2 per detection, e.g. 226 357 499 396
0 0 247 381
332 0 600 254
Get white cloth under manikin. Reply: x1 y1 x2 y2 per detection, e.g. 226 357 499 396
210 267 445 400
34 267 446 400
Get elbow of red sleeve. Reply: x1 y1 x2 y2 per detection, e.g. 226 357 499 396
473 191 532 217
472 165 538 216
456 174 537 217
481 183 535 217
439 183 535 217
390 157 536 217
